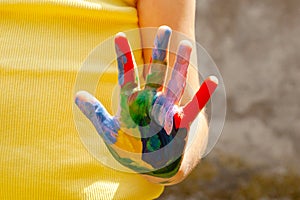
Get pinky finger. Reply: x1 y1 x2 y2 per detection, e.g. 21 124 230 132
174 76 218 129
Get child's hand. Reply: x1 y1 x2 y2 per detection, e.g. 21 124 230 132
75 26 218 183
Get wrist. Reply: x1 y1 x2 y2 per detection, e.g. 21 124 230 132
142 111 208 185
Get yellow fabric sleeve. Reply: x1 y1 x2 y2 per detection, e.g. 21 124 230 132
0 1 164 199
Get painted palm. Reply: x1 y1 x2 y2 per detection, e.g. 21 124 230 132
75 26 218 178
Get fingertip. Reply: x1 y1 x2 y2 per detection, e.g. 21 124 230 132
179 40 193 49
207 75 219 86
75 90 90 99
177 40 193 61
152 26 172 62
115 32 127 41
158 25 172 35
204 76 219 96
156 25 172 46
75 91 95 105
114 32 131 53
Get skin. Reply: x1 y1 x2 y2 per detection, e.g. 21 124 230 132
137 0 196 82
137 0 213 184
75 26 218 184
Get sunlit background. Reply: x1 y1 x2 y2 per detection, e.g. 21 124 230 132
161 0 300 199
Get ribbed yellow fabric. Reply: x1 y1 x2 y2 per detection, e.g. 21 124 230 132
0 1 164 199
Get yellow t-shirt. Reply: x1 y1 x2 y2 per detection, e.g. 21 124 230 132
0 1 164 199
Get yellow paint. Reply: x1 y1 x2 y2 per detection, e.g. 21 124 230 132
114 129 142 153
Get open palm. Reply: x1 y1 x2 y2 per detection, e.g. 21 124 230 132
75 26 218 179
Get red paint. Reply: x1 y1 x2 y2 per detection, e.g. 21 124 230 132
115 35 135 87
174 77 218 129
173 112 183 129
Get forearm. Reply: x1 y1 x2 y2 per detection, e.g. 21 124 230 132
137 0 196 41
137 0 198 97
137 0 209 184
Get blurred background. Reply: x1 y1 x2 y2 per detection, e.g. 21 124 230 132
160 0 300 199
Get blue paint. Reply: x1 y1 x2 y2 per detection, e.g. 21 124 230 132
94 102 119 144
152 27 171 61
151 95 174 134
75 92 119 144
74 27 198 177
115 45 127 86
166 41 191 104
153 27 171 60
145 27 172 89
140 121 187 169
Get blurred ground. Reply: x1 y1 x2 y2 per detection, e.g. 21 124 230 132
160 0 300 199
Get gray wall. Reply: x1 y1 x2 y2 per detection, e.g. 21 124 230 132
161 0 300 199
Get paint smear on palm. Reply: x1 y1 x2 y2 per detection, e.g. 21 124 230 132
128 90 156 127
114 129 142 153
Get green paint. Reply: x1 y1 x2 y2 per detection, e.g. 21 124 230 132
146 135 161 152
106 144 152 173
120 93 136 128
145 60 167 89
143 156 182 178
128 90 155 126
